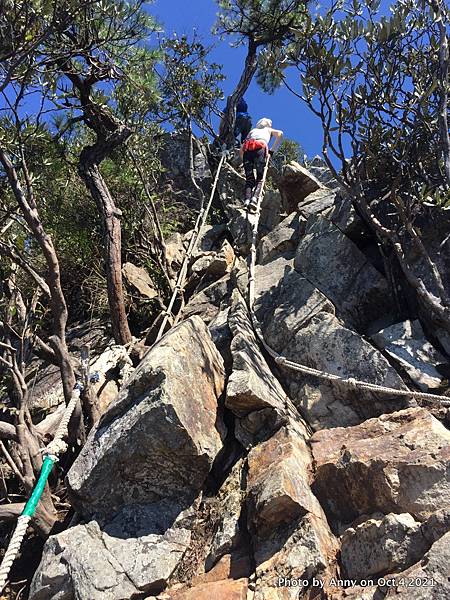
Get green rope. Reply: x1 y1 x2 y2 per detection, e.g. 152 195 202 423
22 455 55 517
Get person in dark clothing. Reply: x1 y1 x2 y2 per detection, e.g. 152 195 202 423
234 96 252 144
243 147 266 207
240 118 283 211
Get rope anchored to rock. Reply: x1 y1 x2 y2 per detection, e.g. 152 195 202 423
0 384 82 592
246 155 450 408
155 148 228 342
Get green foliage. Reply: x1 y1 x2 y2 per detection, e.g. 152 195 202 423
216 0 310 91
271 138 305 173
215 0 309 47
270 0 450 202
160 34 225 130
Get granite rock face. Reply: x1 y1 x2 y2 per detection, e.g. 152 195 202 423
311 408 450 523
67 316 226 520
340 513 429 579
295 214 395 331
278 161 323 214
371 320 445 390
226 292 287 447
30 506 191 600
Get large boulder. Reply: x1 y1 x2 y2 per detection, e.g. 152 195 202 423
278 161 323 214
67 316 226 520
261 269 335 352
122 262 158 299
278 311 410 429
252 513 338 600
371 320 446 390
311 408 450 524
225 292 287 447
183 274 232 324
246 423 338 600
295 214 395 331
252 258 408 430
30 505 191 600
297 188 337 220
257 212 306 265
340 513 429 580
253 255 295 321
246 426 321 535
383 531 450 599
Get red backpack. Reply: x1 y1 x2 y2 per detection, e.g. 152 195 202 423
242 138 267 153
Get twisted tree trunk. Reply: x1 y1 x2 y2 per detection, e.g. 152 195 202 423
78 129 132 345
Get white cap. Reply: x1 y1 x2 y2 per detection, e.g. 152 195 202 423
255 118 272 128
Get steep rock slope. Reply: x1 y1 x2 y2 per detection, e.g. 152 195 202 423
30 159 450 600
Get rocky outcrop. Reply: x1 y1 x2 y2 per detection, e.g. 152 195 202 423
122 262 158 299
340 513 429 579
383 531 450 598
278 161 323 214
371 320 445 390
279 311 409 429
311 408 450 524
226 292 287 447
67 316 226 520
252 259 408 429
30 506 191 599
28 135 450 600
295 214 394 331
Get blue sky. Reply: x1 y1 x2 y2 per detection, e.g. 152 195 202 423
151 0 324 158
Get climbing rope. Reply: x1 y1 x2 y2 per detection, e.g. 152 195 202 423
246 155 450 408
0 385 82 592
155 149 228 342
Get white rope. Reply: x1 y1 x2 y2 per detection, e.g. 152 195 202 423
0 386 82 592
156 151 227 342
0 516 31 591
246 156 450 408
45 388 81 457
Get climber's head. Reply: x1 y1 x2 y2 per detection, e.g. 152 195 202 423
255 118 272 129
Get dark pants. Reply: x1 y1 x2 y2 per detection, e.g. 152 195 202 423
243 148 266 197
234 114 252 144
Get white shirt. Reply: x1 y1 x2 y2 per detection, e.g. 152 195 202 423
247 127 271 144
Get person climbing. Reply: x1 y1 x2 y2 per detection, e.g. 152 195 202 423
234 96 252 145
240 118 283 212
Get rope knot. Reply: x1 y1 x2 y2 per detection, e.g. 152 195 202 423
45 439 68 457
